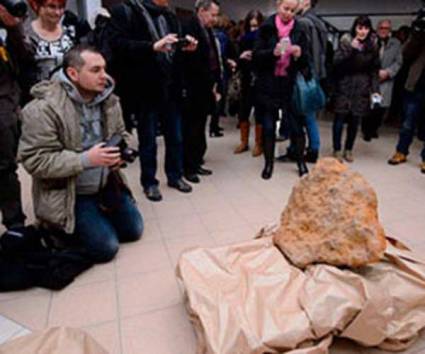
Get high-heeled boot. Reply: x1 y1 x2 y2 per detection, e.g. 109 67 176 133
261 135 275 180
294 136 309 177
252 124 263 157
234 121 250 154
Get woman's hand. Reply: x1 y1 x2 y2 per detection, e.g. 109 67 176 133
351 38 361 49
274 42 283 57
291 45 302 58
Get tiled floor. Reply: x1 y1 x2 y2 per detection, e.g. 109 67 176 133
1 118 425 354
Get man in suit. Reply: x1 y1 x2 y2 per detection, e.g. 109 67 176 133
181 0 221 183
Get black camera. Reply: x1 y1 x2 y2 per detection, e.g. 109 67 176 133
0 0 28 18
175 37 191 49
412 7 425 34
104 134 138 164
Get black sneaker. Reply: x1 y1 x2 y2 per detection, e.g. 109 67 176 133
144 185 162 202
168 179 192 193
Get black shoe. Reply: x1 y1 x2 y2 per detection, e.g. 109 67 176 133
209 130 224 138
144 185 162 202
197 166 213 176
276 152 296 163
184 173 200 184
168 179 193 193
305 150 319 163
363 134 372 142
217 126 224 132
297 161 309 177
261 163 273 180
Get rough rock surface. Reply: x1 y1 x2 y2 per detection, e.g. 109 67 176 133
273 158 386 268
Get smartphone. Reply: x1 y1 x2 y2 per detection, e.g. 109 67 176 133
279 37 290 55
175 38 190 49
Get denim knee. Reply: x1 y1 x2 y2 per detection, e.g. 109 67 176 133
89 239 119 263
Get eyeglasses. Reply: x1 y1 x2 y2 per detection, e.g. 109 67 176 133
378 26 391 30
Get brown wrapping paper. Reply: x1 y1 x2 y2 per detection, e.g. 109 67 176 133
0 327 109 354
177 238 425 354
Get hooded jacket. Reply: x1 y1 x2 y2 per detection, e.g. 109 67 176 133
19 76 127 234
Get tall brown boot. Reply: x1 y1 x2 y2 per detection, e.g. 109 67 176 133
252 124 263 157
234 121 250 154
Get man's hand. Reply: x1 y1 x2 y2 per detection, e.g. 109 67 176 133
227 59 237 72
182 35 198 52
153 33 178 53
86 143 121 167
240 50 253 61
379 69 390 82
0 5 20 28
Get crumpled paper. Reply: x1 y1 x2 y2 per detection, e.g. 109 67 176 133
177 237 425 354
0 327 108 354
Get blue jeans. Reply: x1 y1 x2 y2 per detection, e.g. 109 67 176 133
396 90 425 161
136 101 184 189
75 191 144 263
305 111 321 152
286 111 321 154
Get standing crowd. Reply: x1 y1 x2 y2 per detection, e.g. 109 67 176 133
0 0 424 264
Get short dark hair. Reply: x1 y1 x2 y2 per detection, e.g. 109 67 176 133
63 45 102 72
195 0 220 12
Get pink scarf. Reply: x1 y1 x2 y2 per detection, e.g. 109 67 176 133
274 16 294 77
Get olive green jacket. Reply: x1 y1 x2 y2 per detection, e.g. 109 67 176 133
19 80 127 234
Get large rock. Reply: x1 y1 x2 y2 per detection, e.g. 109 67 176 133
273 158 386 268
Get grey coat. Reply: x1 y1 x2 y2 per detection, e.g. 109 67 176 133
379 37 403 107
297 8 328 80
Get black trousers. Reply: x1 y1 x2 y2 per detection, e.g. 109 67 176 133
0 109 26 229
182 94 211 174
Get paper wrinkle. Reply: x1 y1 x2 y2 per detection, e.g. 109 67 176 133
178 238 425 354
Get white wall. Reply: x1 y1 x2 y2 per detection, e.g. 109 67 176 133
74 0 423 31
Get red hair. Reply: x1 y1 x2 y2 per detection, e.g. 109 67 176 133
28 0 67 13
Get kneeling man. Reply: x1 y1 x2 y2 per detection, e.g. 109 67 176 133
19 45 144 263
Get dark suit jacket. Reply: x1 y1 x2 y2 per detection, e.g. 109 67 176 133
181 15 220 103
108 0 184 109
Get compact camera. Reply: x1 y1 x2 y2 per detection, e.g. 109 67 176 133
370 93 383 110
175 37 190 49
104 134 138 164
0 0 27 18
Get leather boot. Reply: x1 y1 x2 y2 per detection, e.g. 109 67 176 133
234 121 250 154
261 135 275 180
252 124 263 157
294 136 309 177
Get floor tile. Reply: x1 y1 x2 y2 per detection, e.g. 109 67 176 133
121 305 196 354
118 269 181 318
49 281 117 328
84 321 121 354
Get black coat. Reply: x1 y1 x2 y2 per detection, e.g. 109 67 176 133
332 34 380 117
108 0 184 109
253 15 310 108
181 16 220 102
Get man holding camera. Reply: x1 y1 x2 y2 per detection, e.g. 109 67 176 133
108 0 197 202
19 45 144 263
0 3 31 235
